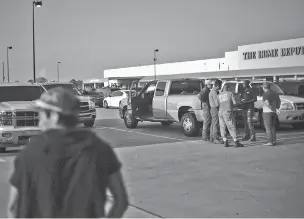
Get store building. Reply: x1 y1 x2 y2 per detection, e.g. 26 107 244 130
103 37 304 84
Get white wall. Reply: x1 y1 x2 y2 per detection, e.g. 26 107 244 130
225 51 238 70
104 57 227 78
238 38 304 70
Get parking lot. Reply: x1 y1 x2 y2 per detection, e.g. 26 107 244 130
0 107 304 217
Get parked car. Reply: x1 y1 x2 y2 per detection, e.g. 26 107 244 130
104 90 136 108
83 90 104 107
221 80 304 129
122 78 205 137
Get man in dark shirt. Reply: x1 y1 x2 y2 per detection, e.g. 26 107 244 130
8 87 129 218
198 79 212 141
241 80 257 142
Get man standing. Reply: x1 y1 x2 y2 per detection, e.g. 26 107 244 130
198 80 212 141
8 87 129 218
209 79 223 144
262 82 281 146
241 80 257 142
218 84 244 147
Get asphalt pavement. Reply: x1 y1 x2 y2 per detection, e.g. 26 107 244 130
0 107 304 217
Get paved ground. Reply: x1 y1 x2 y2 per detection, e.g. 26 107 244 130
0 108 304 217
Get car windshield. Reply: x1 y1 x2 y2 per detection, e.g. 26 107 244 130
169 80 202 95
126 91 136 97
43 84 83 96
0 86 42 102
251 82 284 96
277 82 304 97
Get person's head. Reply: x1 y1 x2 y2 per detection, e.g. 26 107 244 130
262 82 271 92
34 87 80 131
205 79 212 89
213 79 222 91
243 80 250 89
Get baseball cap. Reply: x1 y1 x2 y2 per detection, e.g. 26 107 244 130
205 79 212 85
262 82 271 89
34 87 80 116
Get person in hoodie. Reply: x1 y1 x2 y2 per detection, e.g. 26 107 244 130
8 87 129 218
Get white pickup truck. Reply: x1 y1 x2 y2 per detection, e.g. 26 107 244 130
122 78 205 137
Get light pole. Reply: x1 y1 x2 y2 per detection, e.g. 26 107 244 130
153 49 159 80
57 61 61 82
2 62 4 82
6 46 12 82
33 0 42 83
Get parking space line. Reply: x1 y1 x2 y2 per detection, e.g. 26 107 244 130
95 126 185 141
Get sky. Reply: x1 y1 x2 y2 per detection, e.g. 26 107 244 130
0 0 304 82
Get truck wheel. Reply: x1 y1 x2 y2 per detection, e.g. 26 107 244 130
104 101 109 108
181 113 199 137
84 121 95 127
161 121 173 126
0 148 6 153
124 111 138 129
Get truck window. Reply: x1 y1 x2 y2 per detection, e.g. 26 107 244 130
0 86 43 102
169 80 201 95
222 82 236 93
155 82 166 96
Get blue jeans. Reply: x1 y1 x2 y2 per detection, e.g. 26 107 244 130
243 108 255 139
202 103 211 140
210 107 220 140
263 112 277 144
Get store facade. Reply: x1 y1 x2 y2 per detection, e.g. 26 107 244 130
103 37 304 81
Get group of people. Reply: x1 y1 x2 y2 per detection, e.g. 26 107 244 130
198 79 281 147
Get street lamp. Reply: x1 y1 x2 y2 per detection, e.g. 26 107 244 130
2 62 4 82
153 49 159 80
57 62 61 82
6 46 12 82
33 0 42 83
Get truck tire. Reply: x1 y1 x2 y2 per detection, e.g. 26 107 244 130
104 101 109 108
84 121 95 127
161 121 173 126
181 113 199 137
124 111 138 129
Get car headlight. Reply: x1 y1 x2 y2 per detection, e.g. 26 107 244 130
0 111 13 117
89 100 95 109
280 102 294 110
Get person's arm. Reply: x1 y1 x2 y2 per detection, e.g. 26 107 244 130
104 145 129 218
8 185 18 218
107 171 129 218
231 92 236 105
276 94 281 110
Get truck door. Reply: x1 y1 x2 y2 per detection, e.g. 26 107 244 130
153 81 168 119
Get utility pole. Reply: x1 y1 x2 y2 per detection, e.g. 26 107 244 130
153 49 159 80
2 62 5 82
